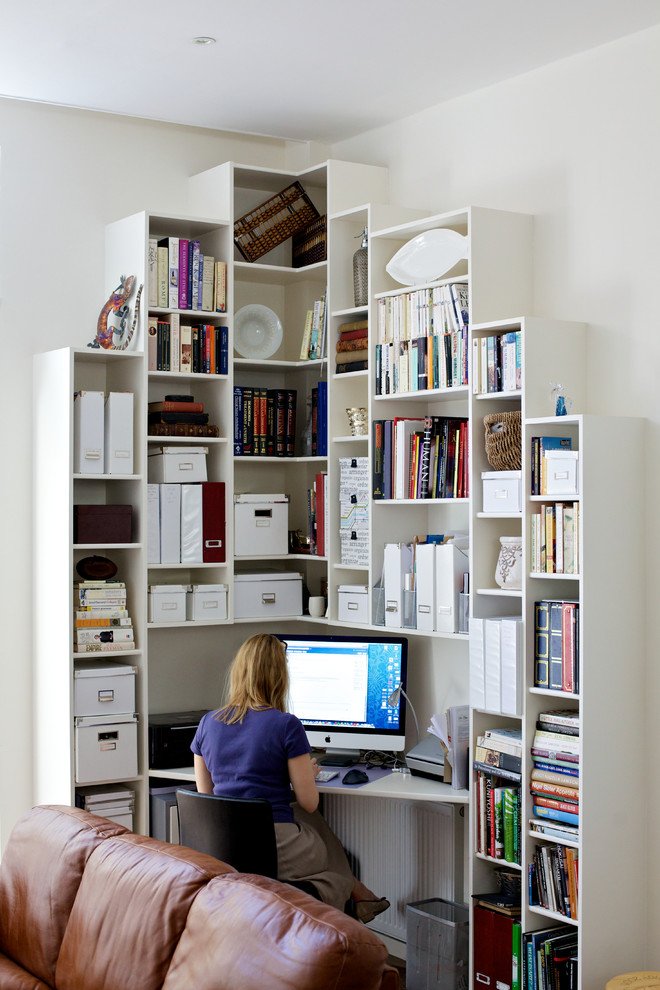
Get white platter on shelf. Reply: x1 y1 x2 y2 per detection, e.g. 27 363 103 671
386 229 468 286
234 304 283 359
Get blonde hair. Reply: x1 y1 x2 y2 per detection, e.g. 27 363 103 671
217 634 289 724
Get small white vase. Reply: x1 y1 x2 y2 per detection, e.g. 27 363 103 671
494 536 523 590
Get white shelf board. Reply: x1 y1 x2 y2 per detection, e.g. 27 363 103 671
147 436 227 444
332 306 368 318
375 498 469 506
371 208 469 241
148 562 228 570
529 572 580 580
373 385 469 401
332 435 368 443
234 260 326 285
234 455 327 463
529 494 581 502
332 369 368 380
148 307 228 319
474 390 521 401
148 620 231 630
472 318 525 333
73 474 142 481
477 512 522 519
74 543 142 550
528 829 579 850
73 649 141 659
528 905 578 927
475 587 523 597
529 687 580 701
235 554 327 562
374 274 470 300
234 357 325 370
474 852 522 870
526 414 582 426
334 564 369 571
72 348 142 362
148 371 228 382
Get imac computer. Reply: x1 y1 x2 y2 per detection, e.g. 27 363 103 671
277 633 408 765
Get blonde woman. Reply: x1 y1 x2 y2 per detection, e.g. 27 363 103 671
192 633 389 920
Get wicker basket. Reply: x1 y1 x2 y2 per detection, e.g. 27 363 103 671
292 215 327 268
483 410 522 471
234 182 320 263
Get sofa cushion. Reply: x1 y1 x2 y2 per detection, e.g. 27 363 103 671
0 955 51 990
54 832 235 990
0 805 128 986
162 872 399 990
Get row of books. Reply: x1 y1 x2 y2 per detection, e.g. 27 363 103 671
530 503 580 575
299 291 327 361
335 318 367 376
474 772 521 863
148 237 227 313
522 924 577 990
233 387 296 457
74 582 134 653
529 843 579 919
374 282 469 394
530 436 576 496
531 710 580 828
534 600 579 693
372 416 469 500
305 472 328 556
147 317 228 375
472 330 522 394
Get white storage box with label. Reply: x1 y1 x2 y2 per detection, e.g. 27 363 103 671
234 572 302 619
74 712 138 783
234 494 289 557
148 446 208 483
186 584 228 622
544 450 579 495
148 584 189 623
481 470 522 514
104 391 134 475
74 662 136 717
73 390 105 475
338 585 369 624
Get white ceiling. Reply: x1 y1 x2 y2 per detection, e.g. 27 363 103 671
2 0 660 144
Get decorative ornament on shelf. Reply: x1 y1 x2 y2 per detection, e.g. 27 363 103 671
346 407 368 436
234 304 283 359
550 382 573 417
353 227 369 307
494 536 523 590
385 228 469 286
76 555 118 580
88 275 142 351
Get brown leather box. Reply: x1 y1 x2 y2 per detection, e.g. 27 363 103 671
74 505 133 544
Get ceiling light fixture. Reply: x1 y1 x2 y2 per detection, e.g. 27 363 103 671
192 36 216 46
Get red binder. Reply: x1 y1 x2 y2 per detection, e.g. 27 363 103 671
473 905 514 990
202 482 225 563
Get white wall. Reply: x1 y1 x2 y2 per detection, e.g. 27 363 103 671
0 98 296 844
332 24 660 964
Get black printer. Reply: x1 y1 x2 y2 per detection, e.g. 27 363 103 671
148 710 209 769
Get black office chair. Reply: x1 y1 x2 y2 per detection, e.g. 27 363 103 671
175 789 321 899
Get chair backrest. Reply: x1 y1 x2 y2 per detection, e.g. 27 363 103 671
176 790 278 879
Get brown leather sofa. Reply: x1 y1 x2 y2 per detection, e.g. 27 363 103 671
0 805 400 989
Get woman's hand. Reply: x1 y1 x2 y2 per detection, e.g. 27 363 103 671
311 756 321 779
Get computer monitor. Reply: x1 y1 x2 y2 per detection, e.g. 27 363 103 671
277 633 408 758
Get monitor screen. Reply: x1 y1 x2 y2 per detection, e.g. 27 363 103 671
277 633 408 753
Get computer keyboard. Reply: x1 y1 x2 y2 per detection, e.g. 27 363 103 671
316 769 339 783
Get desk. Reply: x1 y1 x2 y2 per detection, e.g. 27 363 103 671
149 765 467 951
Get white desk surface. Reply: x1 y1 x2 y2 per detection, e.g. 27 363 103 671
148 766 468 805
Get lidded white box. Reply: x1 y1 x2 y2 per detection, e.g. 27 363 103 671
186 584 228 622
73 390 105 474
148 446 208 483
73 662 136 717
234 494 289 557
104 391 134 475
234 572 302 619
148 584 189 623
544 450 579 495
481 471 522 514
338 585 369 624
74 712 138 784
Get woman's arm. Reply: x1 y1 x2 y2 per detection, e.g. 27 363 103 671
194 754 214 794
288 753 319 813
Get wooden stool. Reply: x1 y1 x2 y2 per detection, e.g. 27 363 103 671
607 974 660 990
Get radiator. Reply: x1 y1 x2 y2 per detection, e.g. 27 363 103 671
323 795 463 942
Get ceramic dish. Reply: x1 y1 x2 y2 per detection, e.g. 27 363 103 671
386 228 468 285
234 304 283 359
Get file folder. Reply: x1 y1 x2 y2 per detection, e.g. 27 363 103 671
435 542 469 634
181 484 203 564
500 617 523 716
147 484 160 564
202 482 226 563
484 618 502 712
469 616 486 709
159 484 181 564
104 391 134 475
415 543 436 632
383 542 414 628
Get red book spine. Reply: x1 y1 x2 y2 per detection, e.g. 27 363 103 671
202 482 225 563
562 602 575 692
149 401 204 413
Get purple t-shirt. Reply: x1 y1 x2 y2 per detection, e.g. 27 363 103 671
191 707 310 823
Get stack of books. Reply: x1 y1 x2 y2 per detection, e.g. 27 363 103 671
522 926 577 990
374 282 468 395
473 726 522 863
530 709 580 835
299 291 327 360
233 387 296 457
75 785 135 829
530 503 580 574
74 581 134 653
149 237 226 313
148 395 219 439
147 317 228 375
372 415 468 500
335 318 368 375
472 329 522 394
534 600 579 693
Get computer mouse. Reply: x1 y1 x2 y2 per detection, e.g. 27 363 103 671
342 768 369 785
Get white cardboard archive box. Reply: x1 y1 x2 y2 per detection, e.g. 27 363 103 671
73 662 136 717
234 494 289 557
74 712 138 784
337 585 369 624
73 390 104 475
544 450 579 496
481 471 522 514
149 584 189 623
148 446 208 483
104 391 134 475
234 572 302 619
186 584 228 622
